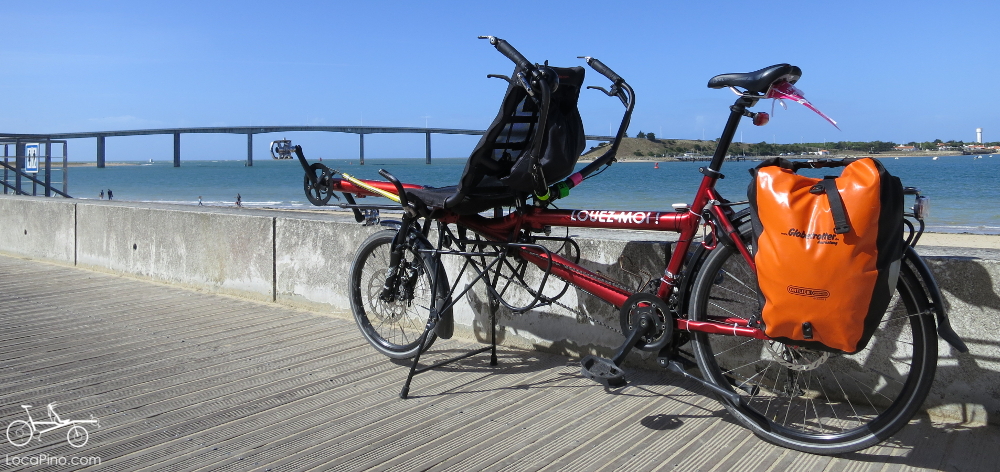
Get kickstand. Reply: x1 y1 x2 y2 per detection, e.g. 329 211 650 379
399 292 500 399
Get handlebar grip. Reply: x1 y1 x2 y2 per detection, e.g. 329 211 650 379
583 57 622 83
485 36 532 71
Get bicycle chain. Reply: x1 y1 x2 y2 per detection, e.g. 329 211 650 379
458 233 630 337
548 295 623 336
490 255 626 336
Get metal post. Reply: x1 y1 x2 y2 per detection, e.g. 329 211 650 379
15 141 23 195
359 133 365 165
246 133 253 167
44 141 52 197
62 142 68 196
97 136 106 168
425 132 431 164
173 133 181 167
3 144 7 195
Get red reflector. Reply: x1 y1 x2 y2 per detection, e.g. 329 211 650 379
753 112 770 126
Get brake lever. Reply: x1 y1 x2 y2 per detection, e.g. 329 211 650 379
516 71 535 97
587 85 628 107
487 74 511 83
586 85 612 95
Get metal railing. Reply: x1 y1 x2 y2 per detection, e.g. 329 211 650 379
0 140 70 198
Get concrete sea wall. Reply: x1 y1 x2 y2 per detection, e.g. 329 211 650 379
1 194 997 426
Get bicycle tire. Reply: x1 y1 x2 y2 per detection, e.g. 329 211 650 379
349 229 450 359
689 227 937 454
6 420 31 447
67 425 89 448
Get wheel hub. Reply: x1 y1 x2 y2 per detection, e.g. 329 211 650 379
764 341 831 372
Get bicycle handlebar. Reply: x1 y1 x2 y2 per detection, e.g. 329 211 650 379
578 56 621 84
479 36 533 71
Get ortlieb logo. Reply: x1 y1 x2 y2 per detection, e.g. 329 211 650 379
780 228 840 245
787 285 830 300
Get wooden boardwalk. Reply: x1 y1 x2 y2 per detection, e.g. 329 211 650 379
0 254 996 471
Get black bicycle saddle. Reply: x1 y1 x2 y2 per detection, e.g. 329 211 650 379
707 64 801 93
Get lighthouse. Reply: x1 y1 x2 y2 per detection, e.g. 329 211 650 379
977 128 983 144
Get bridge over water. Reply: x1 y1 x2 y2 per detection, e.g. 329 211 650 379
2 126 614 168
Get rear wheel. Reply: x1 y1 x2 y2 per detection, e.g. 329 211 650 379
349 229 450 359
689 232 937 454
6 420 31 447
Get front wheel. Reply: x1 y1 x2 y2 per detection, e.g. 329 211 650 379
349 229 451 359
6 420 32 447
688 236 938 454
67 425 89 448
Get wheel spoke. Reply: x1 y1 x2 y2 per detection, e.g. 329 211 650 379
350 230 443 358
689 226 937 452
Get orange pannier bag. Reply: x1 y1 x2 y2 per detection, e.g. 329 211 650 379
748 157 905 353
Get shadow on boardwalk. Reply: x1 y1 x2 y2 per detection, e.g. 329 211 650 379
0 254 996 471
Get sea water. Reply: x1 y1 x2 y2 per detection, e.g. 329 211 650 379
56 154 1000 234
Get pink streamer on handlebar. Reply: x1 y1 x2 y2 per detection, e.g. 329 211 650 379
765 81 840 130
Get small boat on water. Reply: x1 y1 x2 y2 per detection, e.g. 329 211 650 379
654 162 659 169
932 156 939 160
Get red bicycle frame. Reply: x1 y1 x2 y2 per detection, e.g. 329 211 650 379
328 93 771 342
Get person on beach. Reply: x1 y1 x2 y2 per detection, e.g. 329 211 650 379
236 193 242 208
107 189 113 200
99 190 104 200
198 196 203 206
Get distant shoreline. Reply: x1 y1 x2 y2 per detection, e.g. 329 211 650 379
580 151 973 164
54 150 985 166
65 162 140 167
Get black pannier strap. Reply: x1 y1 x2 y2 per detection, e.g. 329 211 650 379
809 178 852 234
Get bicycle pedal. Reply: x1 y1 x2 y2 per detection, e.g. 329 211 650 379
580 355 626 388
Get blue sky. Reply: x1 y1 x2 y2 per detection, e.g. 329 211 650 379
3 1 998 161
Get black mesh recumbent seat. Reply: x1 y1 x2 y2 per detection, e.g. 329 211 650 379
405 65 586 215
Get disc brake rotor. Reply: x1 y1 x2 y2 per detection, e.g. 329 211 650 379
764 341 831 372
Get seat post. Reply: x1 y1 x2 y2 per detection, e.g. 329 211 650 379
707 95 755 174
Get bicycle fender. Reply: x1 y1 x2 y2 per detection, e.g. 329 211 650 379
379 220 403 230
677 244 710 316
904 246 968 353
678 207 752 315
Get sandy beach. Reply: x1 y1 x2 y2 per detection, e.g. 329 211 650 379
915 232 1000 249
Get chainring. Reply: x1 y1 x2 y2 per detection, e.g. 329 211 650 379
619 293 673 352
304 163 335 205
